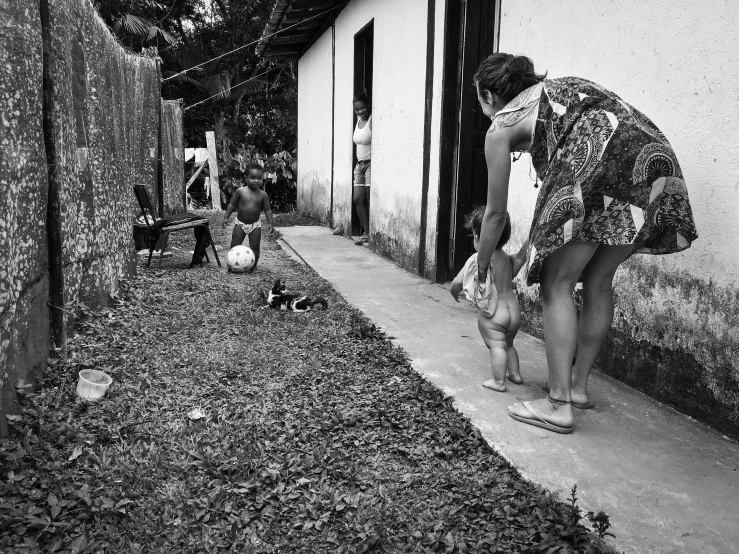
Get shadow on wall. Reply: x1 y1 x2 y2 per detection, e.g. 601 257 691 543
0 0 161 435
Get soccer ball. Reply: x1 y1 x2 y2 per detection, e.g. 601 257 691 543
227 245 256 273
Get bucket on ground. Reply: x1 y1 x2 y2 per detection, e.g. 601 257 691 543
76 369 113 402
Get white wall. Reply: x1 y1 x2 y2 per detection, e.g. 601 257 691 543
332 0 432 270
502 0 739 287
297 29 333 222
499 0 739 427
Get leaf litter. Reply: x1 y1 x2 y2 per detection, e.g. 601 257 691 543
0 212 618 553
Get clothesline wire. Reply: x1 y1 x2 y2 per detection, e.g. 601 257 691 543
183 68 272 111
163 3 348 82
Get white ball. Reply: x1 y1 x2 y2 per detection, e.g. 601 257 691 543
227 245 256 272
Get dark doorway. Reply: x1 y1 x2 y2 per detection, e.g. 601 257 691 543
351 21 374 237
436 0 499 281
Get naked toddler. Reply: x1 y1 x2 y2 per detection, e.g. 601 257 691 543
450 207 525 391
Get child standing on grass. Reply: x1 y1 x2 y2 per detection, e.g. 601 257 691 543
451 207 525 391
222 162 274 272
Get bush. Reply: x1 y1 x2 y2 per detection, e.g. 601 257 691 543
218 142 297 213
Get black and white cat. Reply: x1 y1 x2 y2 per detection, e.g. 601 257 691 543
266 279 328 312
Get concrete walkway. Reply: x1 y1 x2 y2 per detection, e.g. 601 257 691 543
280 226 739 554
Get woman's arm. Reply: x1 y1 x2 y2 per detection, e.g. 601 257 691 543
476 130 513 279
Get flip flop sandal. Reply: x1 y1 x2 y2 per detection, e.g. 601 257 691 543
508 400 574 434
541 384 594 409
507 375 524 385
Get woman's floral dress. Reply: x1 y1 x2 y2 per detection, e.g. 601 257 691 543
496 78 698 285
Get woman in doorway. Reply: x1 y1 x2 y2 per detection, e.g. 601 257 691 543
352 92 372 245
472 53 697 433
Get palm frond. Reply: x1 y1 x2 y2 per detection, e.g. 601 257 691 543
117 14 154 36
202 71 232 101
146 25 177 45
162 71 207 92
231 78 268 97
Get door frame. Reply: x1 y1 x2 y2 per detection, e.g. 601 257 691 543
351 20 374 237
435 0 501 282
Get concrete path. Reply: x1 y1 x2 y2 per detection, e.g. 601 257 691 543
280 226 739 554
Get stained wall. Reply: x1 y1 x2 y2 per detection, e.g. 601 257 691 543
0 0 50 436
1 0 160 433
162 99 185 215
297 0 445 275
500 0 739 437
296 30 334 223
46 0 159 317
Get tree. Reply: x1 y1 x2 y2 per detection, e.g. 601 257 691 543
95 0 298 209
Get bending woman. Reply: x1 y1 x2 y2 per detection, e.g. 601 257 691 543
472 53 698 434
352 92 372 245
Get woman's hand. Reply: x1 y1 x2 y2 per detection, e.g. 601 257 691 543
511 239 529 278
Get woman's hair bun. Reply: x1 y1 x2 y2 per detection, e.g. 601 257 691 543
474 53 546 103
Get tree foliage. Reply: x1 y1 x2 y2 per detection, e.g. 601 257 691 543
94 0 298 208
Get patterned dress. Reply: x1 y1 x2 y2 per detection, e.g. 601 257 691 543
497 78 698 285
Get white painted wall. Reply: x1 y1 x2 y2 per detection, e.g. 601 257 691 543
499 0 739 418
500 0 739 289
297 29 333 222
297 0 446 274
332 0 432 270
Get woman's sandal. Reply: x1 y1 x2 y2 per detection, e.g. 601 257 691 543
541 383 594 409
508 395 574 434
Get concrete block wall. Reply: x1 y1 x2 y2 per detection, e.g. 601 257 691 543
0 0 51 436
162 99 185 215
0 0 161 434
46 0 159 317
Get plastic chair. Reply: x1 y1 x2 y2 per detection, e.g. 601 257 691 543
133 185 221 268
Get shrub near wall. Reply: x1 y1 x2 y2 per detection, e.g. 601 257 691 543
45 0 160 323
0 0 51 436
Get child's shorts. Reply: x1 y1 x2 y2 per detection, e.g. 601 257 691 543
353 159 371 186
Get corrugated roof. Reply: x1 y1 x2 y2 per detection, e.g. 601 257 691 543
256 0 347 60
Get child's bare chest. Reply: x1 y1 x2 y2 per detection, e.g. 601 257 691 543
238 190 262 210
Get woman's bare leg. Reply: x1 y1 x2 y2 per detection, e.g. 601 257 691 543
353 186 370 236
505 298 522 383
508 241 599 428
571 244 633 405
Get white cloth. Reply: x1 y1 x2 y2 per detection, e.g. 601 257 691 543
460 253 497 318
353 115 372 161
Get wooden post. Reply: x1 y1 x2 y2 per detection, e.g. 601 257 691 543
185 161 207 210
205 131 220 210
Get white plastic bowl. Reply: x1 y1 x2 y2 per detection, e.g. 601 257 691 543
76 369 113 402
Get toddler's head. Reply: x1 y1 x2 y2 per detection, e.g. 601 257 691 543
464 206 511 251
244 162 264 189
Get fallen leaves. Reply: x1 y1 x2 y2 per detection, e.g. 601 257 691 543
0 213 616 553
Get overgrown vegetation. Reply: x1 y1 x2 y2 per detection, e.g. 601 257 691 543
93 0 299 210
0 216 617 553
